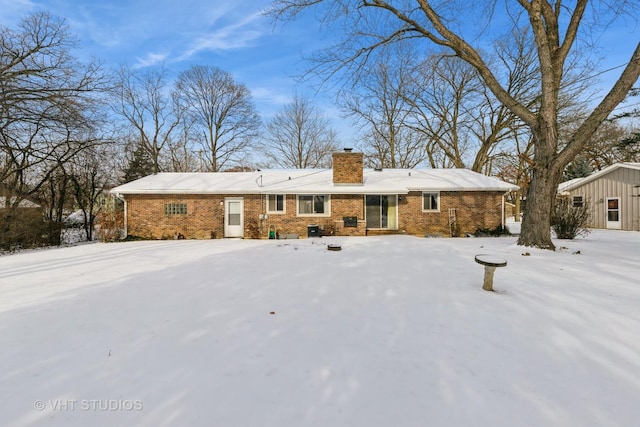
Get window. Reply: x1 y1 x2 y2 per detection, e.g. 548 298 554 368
423 192 440 211
297 195 330 216
572 195 584 208
164 203 187 215
267 194 285 213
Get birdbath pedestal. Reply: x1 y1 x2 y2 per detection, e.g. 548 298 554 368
474 254 507 291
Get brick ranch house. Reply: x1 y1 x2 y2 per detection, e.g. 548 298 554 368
110 150 518 239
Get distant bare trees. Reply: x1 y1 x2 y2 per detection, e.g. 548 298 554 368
112 64 262 174
341 45 428 168
405 55 481 169
173 65 261 171
263 94 339 168
113 65 181 174
268 0 640 250
0 12 108 246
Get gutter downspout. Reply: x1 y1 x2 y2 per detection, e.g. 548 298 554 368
501 193 507 230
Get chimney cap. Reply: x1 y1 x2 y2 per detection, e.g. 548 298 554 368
343 147 353 152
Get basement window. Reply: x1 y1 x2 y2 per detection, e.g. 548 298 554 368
164 203 187 215
423 192 440 212
267 194 285 213
572 195 584 208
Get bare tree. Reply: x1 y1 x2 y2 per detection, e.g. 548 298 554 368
112 65 180 173
173 65 261 172
568 120 640 171
264 93 339 168
0 12 107 245
495 126 536 222
1 12 104 196
267 0 640 250
69 143 119 241
405 55 481 169
164 116 201 172
469 29 541 174
342 44 428 168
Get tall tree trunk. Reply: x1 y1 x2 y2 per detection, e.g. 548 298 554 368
518 162 562 249
518 120 564 249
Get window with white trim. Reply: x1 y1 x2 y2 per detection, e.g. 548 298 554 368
422 192 440 211
572 195 584 208
297 195 330 216
267 194 286 213
164 203 187 215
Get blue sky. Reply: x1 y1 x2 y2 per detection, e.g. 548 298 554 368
0 0 354 141
1 0 638 143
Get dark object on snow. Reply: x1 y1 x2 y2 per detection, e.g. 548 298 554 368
307 224 320 237
327 244 342 251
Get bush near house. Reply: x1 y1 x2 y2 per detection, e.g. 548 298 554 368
95 209 125 242
0 209 56 251
551 197 591 239
473 225 511 237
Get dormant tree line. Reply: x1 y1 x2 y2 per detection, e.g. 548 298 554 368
2 3 640 249
266 0 640 250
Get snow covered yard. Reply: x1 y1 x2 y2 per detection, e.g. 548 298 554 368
0 229 638 427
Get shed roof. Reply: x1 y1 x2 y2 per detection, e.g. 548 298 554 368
0 197 41 209
558 162 640 193
111 168 518 196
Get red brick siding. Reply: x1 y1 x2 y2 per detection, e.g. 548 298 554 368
400 191 505 236
332 152 364 184
261 194 366 238
126 194 259 239
124 191 505 239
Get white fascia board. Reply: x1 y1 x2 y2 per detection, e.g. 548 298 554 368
406 186 518 192
110 187 409 195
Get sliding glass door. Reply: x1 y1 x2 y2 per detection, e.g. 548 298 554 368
365 195 397 229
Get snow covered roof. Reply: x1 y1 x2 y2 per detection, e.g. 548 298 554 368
0 197 41 209
558 162 640 193
111 168 517 196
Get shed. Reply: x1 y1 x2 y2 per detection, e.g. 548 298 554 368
558 163 640 231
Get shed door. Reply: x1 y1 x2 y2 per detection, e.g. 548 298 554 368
605 197 621 230
224 198 244 237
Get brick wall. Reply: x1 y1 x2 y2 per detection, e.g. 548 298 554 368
126 194 259 239
400 191 505 236
125 191 505 239
332 151 363 184
261 194 366 238
124 193 368 239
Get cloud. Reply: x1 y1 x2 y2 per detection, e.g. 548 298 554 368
251 87 291 105
177 12 266 61
134 52 169 69
0 0 37 22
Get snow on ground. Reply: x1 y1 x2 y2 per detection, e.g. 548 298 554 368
0 224 638 427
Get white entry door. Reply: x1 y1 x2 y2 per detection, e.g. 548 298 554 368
605 197 621 230
224 198 244 237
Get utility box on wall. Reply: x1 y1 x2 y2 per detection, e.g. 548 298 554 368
343 216 358 227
